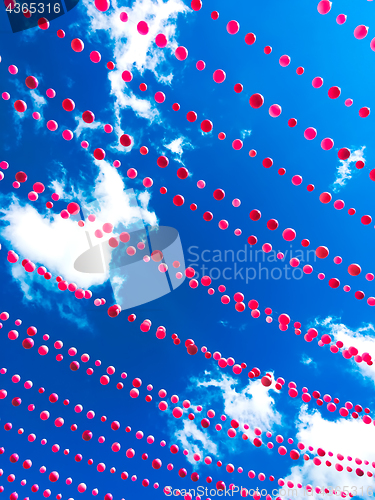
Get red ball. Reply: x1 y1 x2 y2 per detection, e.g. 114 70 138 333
120 134 132 147
82 430 93 441
187 344 198 355
108 305 121 317
249 93 264 109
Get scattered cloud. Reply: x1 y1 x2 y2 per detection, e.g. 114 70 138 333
0 160 158 292
174 419 218 465
30 89 47 109
301 354 317 368
240 129 252 139
82 0 189 124
9 262 89 329
196 373 282 431
10 263 46 303
56 301 90 330
218 320 247 332
169 373 281 465
333 147 366 191
219 320 229 327
314 317 375 385
278 405 375 498
74 115 104 138
164 136 193 157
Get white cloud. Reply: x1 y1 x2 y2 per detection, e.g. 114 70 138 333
197 374 282 431
164 136 193 157
30 90 47 109
138 189 151 210
10 263 45 302
279 406 375 498
0 161 157 293
82 0 189 123
1 198 105 289
315 317 375 384
169 373 281 465
240 129 252 139
9 263 89 329
87 159 158 229
333 147 366 191
110 274 126 297
74 115 104 138
49 179 66 199
301 354 316 368
56 302 90 330
174 419 218 465
165 137 184 155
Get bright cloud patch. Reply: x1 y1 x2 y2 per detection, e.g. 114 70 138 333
0 161 157 292
333 147 366 191
83 0 189 123
316 317 375 384
280 405 375 498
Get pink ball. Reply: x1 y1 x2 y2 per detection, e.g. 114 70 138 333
137 21 149 35
94 0 110 11
354 25 368 40
47 120 58 131
226 20 239 35
279 55 290 67
90 51 101 63
312 77 323 88
269 104 282 117
292 175 302 186
304 127 317 140
196 60 206 70
336 14 347 25
317 0 332 15
28 191 38 201
154 92 165 103
232 139 243 150
62 130 73 141
175 46 188 61
334 200 345 210
119 11 128 22
321 138 334 150
122 70 133 82
213 69 226 83
155 34 167 47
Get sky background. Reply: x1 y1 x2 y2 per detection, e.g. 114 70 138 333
1 0 375 499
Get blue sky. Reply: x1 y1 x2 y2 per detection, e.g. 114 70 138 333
1 0 375 499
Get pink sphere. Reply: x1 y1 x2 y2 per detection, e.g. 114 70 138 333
227 20 239 35
213 69 226 83
269 104 282 117
279 55 291 67
155 34 167 47
317 0 332 15
354 25 368 40
90 51 101 63
137 21 149 35
304 128 317 140
175 46 188 60
94 0 110 11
